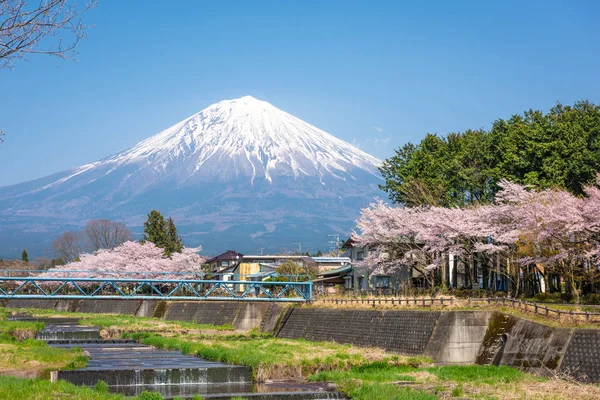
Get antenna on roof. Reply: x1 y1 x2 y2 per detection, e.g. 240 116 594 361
257 247 265 256
327 234 340 256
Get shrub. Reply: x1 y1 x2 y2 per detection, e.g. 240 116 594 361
136 391 164 400
584 293 600 304
94 380 109 393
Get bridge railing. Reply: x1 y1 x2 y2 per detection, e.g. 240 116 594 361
0 269 311 280
0 275 313 302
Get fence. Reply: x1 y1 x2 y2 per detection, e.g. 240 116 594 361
313 296 600 323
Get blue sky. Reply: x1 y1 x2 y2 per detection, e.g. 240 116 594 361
1 0 600 186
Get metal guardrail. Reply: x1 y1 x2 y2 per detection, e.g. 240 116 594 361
0 276 313 302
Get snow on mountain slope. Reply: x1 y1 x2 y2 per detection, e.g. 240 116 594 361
0 96 383 256
33 96 380 193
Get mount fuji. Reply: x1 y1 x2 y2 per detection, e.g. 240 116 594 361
0 96 383 257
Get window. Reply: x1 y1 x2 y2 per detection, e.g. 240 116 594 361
375 276 390 288
220 261 229 267
356 251 364 261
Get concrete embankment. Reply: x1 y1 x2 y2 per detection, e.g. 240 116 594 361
7 298 600 383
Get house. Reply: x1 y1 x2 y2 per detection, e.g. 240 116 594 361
210 252 315 292
312 256 352 273
313 265 353 294
339 238 412 295
206 250 243 273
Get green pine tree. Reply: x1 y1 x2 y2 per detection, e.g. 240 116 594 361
21 249 28 263
315 250 323 257
165 217 183 256
141 210 168 249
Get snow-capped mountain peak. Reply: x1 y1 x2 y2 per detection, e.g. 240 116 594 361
98 95 380 185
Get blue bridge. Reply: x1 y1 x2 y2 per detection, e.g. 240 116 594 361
0 270 313 302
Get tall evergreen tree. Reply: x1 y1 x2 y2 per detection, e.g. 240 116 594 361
21 249 28 263
141 210 168 249
380 100 600 206
165 217 183 256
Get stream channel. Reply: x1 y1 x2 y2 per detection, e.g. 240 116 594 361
11 315 345 399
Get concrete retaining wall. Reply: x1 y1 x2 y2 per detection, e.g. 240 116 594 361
7 299 58 309
425 311 492 364
3 299 280 331
277 308 440 355
476 313 571 374
559 329 600 382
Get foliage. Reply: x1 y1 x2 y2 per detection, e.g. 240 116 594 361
165 217 183 256
21 249 28 263
379 101 600 207
275 260 317 279
39 241 205 280
136 392 164 400
142 210 169 248
142 211 184 256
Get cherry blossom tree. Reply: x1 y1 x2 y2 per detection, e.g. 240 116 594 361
38 241 205 281
355 177 600 301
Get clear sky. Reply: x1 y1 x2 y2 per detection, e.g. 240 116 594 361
2 0 600 186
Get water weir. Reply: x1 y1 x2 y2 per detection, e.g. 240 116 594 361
13 315 344 399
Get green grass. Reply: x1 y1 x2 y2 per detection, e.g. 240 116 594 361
125 331 411 381
309 362 535 400
427 365 531 384
0 375 126 400
0 307 235 333
0 317 87 374
0 376 177 400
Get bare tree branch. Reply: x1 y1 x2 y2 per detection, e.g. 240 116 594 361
0 0 97 70
52 230 85 262
83 219 133 251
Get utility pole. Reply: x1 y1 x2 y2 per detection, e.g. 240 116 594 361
293 242 302 255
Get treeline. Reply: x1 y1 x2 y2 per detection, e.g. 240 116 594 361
379 100 600 207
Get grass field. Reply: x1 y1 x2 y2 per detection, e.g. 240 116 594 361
0 317 87 378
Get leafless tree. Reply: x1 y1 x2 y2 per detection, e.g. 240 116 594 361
52 230 85 262
0 0 97 70
83 219 133 251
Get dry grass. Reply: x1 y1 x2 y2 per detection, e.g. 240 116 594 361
310 297 600 328
453 378 600 400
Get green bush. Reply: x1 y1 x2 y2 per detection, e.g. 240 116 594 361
136 391 164 400
584 293 600 304
94 380 109 393
532 292 565 303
